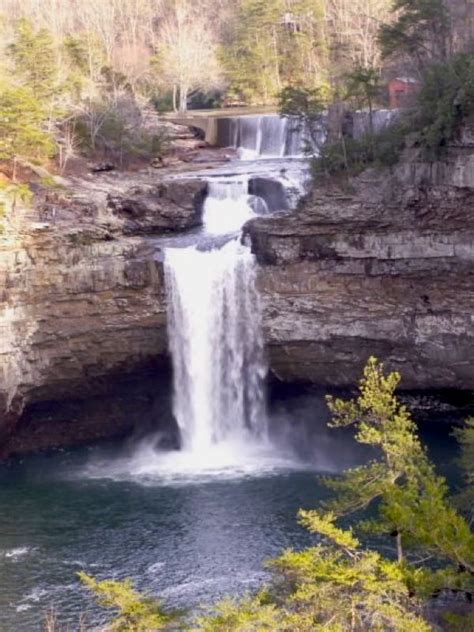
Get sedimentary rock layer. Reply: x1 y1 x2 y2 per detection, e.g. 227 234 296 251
245 153 474 389
0 177 205 455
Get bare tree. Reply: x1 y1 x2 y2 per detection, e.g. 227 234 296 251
0 0 394 114
154 0 222 112
327 0 392 70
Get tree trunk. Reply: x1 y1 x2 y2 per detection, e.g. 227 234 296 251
396 532 403 563
179 85 188 113
368 96 374 137
173 85 178 113
368 96 375 161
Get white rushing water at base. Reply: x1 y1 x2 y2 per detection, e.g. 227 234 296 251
165 240 267 454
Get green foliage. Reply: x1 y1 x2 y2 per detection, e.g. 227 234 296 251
222 0 281 104
223 0 327 105
415 53 474 156
79 572 176 631
379 0 451 66
0 84 56 169
278 85 326 121
0 181 33 232
73 100 169 165
0 18 59 172
314 123 407 178
63 34 126 104
8 18 59 103
443 611 474 632
199 514 431 631
325 358 474 582
278 85 327 153
346 66 381 109
345 65 381 138
271 522 432 632
453 418 474 523
314 52 474 176
196 592 282 631
277 64 402 180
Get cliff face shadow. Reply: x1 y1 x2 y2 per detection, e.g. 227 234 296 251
4 362 180 457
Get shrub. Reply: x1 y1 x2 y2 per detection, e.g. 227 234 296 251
415 53 474 156
314 121 408 178
74 97 169 165
79 572 177 631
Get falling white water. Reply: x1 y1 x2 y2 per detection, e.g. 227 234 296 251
165 240 267 453
218 114 315 159
203 178 269 234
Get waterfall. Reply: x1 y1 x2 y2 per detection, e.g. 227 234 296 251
352 109 398 138
204 178 254 234
165 241 267 453
203 178 269 234
217 114 305 158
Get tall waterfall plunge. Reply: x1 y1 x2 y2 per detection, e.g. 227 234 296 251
165 240 267 453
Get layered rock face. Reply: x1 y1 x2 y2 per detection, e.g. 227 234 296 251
2 147 474 456
0 177 205 456
245 150 474 389
107 180 207 235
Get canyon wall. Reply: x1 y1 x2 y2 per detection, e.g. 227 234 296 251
0 177 205 455
246 148 474 389
1 147 474 455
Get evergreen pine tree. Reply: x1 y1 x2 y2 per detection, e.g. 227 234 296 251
0 84 55 177
8 18 59 103
379 0 451 66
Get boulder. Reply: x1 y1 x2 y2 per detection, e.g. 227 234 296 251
107 179 207 235
248 177 289 212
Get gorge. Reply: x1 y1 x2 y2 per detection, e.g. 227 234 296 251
0 110 472 629
1 114 474 457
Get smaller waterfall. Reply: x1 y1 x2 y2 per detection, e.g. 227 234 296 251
217 115 306 159
203 178 268 234
165 241 267 453
352 109 398 139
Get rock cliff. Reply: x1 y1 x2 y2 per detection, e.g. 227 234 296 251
1 148 474 456
0 176 205 456
245 149 474 389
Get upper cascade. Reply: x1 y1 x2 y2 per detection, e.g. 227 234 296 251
213 109 398 159
203 177 269 234
216 114 307 159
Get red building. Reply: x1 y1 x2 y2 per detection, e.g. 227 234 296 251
388 77 421 109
